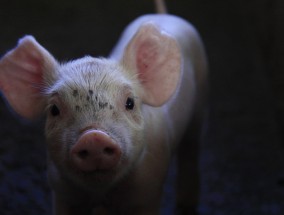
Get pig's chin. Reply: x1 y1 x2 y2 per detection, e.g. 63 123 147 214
74 167 118 181
67 160 130 189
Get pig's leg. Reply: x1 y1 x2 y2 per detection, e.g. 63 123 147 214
176 113 202 215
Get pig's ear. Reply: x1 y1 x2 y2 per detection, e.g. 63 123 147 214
122 23 181 106
0 35 58 119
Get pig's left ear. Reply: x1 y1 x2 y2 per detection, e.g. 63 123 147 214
0 36 58 119
122 23 181 106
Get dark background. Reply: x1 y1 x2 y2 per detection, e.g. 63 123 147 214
0 0 284 214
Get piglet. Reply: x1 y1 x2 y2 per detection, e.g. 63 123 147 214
0 0 207 214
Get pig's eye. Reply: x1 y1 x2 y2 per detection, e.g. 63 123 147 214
125 97 135 110
50 104 60 116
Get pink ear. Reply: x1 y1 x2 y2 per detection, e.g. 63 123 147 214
122 23 181 106
0 36 57 119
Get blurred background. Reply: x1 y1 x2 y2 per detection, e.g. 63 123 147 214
0 0 284 214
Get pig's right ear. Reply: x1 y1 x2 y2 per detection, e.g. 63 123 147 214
0 36 58 120
121 23 181 107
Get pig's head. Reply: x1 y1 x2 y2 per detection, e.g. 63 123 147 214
0 23 181 190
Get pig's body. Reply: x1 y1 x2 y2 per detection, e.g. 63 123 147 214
0 7 207 215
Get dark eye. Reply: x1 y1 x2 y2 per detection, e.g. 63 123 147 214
125 97 135 110
50 104 60 116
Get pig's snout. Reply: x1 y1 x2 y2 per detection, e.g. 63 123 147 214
70 130 121 172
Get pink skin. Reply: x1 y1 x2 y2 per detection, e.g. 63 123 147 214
70 129 122 172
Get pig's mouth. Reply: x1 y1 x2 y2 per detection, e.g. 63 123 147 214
67 153 131 188
65 127 131 185
81 168 115 178
68 163 123 187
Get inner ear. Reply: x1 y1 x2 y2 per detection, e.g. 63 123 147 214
121 22 181 107
0 35 58 119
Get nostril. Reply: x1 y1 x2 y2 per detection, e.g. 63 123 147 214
77 149 89 159
103 147 115 156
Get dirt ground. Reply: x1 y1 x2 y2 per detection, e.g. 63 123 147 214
0 0 284 214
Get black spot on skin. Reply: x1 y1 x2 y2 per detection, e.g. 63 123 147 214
95 96 98 101
109 105 114 110
89 90 94 95
73 90 78 97
75 105 82 112
99 102 108 109
86 96 90 101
